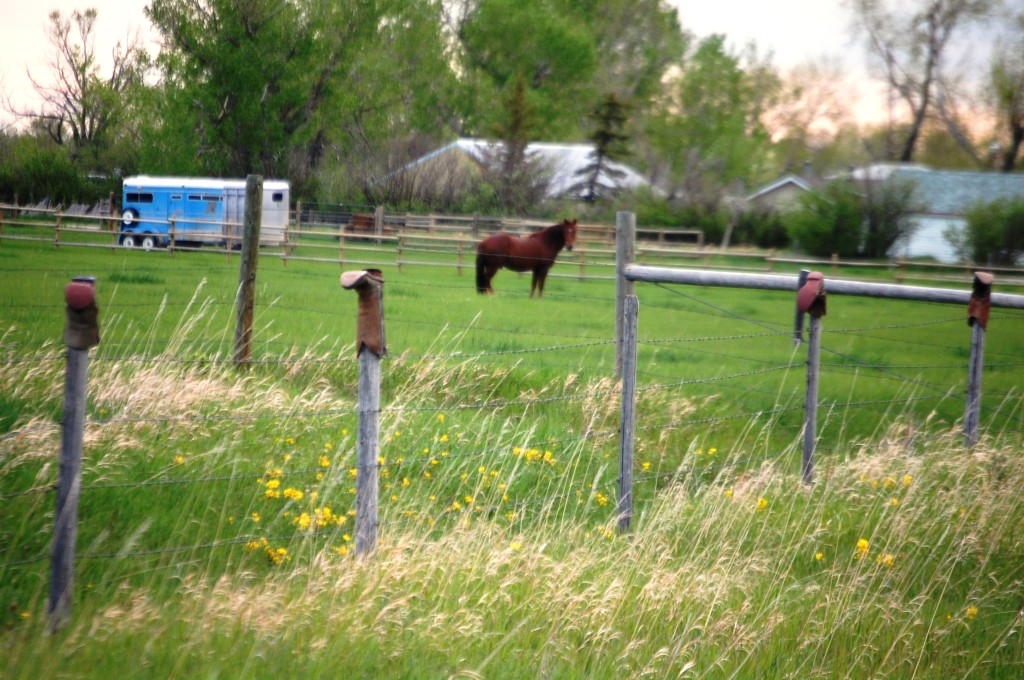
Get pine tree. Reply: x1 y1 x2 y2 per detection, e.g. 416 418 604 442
572 93 630 202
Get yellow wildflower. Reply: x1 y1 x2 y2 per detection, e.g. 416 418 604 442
856 538 870 558
815 551 824 561
965 606 978 621
756 497 768 512
319 455 331 468
174 455 185 465
509 540 523 551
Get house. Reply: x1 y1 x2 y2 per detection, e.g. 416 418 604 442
395 138 650 200
747 164 1024 263
882 167 1024 262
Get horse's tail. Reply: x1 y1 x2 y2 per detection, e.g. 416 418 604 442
475 251 487 294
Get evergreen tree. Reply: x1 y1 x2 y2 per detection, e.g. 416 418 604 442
572 93 630 202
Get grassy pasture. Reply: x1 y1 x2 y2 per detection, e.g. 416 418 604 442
1 237 1023 678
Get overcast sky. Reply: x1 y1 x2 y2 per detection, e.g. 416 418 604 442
0 0 884 129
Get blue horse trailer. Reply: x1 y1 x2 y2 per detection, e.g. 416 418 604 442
119 176 290 249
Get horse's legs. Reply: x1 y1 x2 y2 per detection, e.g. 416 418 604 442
486 264 500 294
533 267 549 298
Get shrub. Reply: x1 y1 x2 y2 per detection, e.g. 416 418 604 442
956 198 1024 266
784 180 864 257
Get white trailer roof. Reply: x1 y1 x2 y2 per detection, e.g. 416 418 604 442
123 176 290 191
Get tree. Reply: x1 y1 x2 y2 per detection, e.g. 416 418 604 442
455 0 598 140
646 35 777 207
860 174 922 257
571 92 630 202
145 0 457 195
764 58 853 175
846 0 993 162
478 75 551 213
988 11 1024 172
6 9 149 172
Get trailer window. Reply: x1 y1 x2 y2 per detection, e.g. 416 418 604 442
126 192 154 204
271 192 284 202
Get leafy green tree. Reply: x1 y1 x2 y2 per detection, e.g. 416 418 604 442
646 35 777 207
145 0 457 196
455 0 597 139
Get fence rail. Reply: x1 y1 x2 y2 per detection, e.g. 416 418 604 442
4 202 1023 288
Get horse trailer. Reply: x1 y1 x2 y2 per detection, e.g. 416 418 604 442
119 176 290 249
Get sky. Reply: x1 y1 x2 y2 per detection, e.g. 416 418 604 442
0 0 884 130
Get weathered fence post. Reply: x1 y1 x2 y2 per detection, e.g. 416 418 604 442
374 205 385 245
233 175 262 367
615 211 636 379
55 208 63 248
341 269 386 556
49 276 100 633
797 271 825 485
457 241 463 276
618 294 639 533
793 269 809 346
168 219 177 257
964 272 992 447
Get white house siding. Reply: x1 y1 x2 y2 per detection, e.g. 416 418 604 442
890 215 963 263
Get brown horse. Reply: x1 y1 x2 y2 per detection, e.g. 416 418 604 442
476 219 578 297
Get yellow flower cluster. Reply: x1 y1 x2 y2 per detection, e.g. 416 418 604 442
512 447 557 465
243 537 290 565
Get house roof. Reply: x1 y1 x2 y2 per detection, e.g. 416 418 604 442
888 168 1024 216
745 174 815 202
405 138 649 198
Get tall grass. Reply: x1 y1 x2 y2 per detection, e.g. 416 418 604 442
1 239 1023 677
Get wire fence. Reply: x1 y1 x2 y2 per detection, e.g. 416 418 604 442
2 220 1024 632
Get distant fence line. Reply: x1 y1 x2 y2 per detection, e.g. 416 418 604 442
3 201 1023 289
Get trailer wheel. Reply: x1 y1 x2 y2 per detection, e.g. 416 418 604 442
141 234 158 251
121 233 137 248
122 208 137 226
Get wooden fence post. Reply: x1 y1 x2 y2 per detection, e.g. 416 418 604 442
618 294 639 533
457 241 463 276
615 211 636 379
55 208 63 248
341 269 386 556
964 272 993 447
797 272 826 485
578 245 586 281
233 175 262 367
0 206 4 243
793 269 809 346
374 205 384 245
168 219 176 257
397 233 404 272
49 276 100 632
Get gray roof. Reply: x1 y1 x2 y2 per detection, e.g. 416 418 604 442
889 168 1024 216
405 138 649 198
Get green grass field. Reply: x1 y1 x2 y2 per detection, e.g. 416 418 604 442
2 236 1023 678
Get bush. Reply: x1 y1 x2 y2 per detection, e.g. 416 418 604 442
732 208 790 249
784 177 920 259
957 198 1024 266
784 180 864 257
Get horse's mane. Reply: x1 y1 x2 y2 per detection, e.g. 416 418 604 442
528 220 570 241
